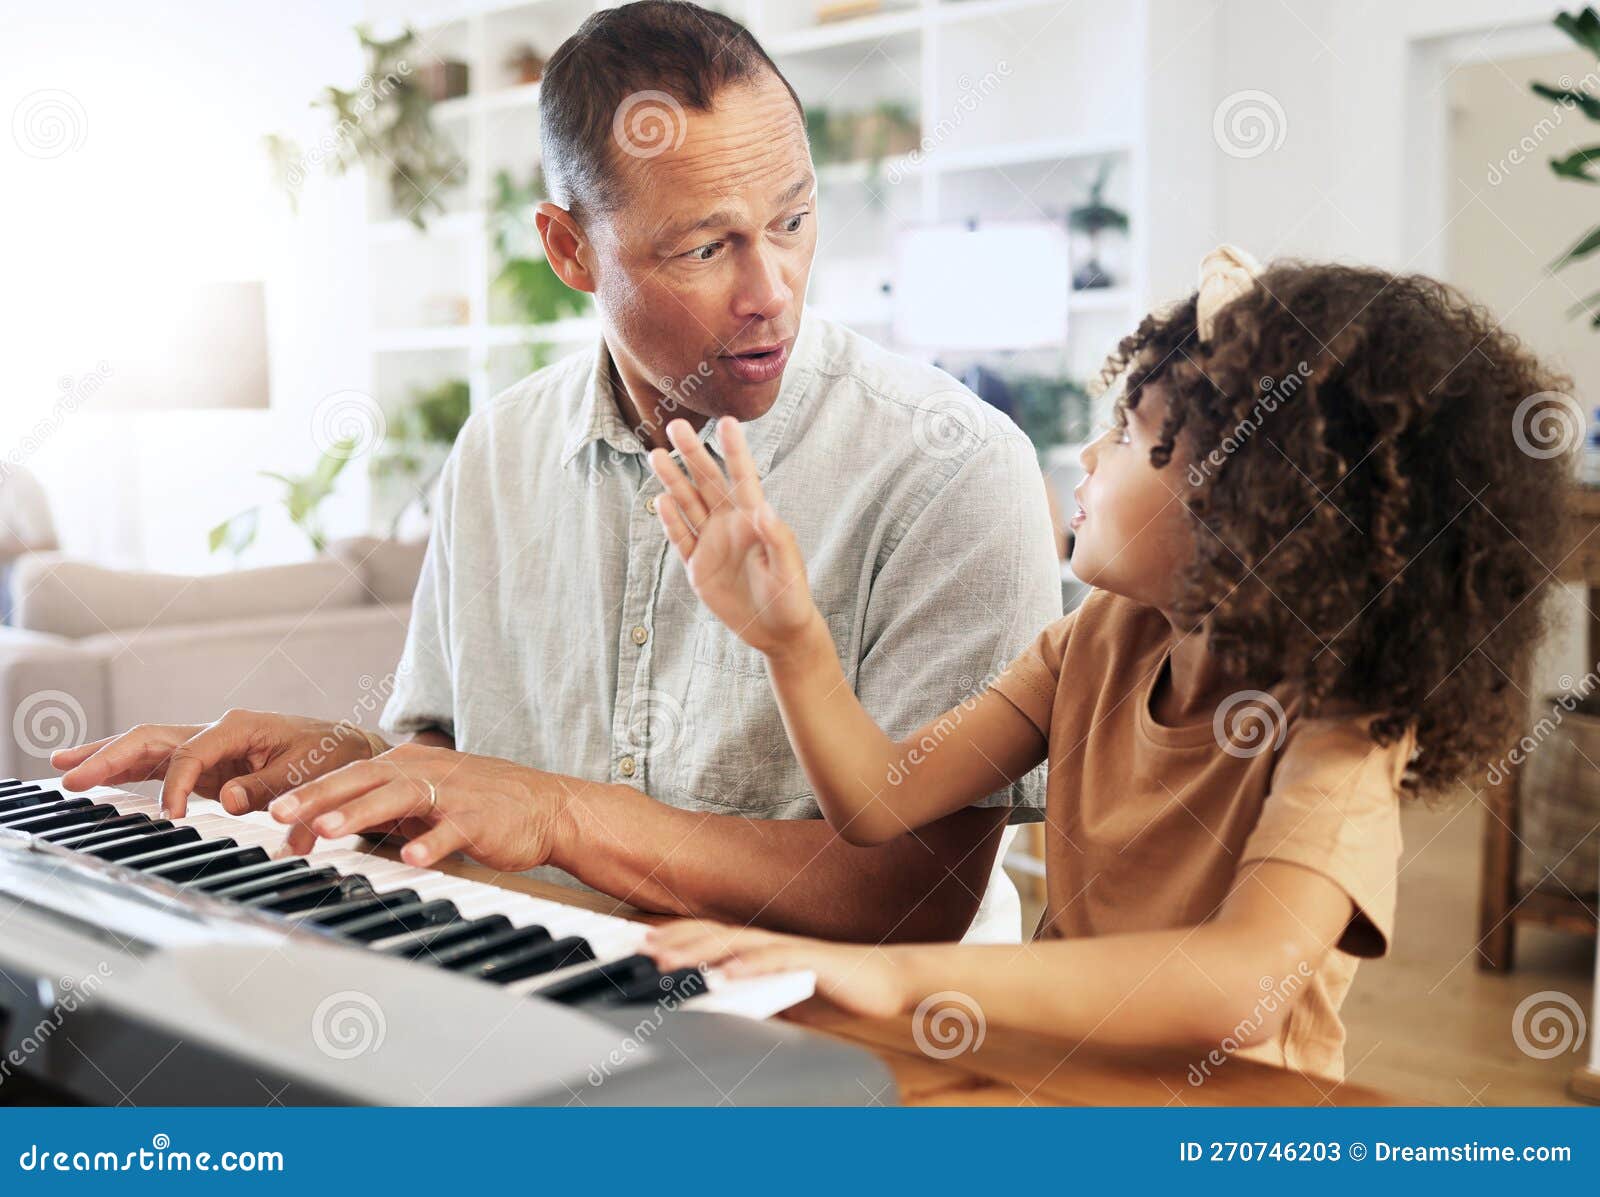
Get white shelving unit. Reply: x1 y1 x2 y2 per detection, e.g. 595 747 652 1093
358 0 1153 439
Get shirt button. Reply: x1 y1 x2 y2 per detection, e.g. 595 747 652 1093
644 495 658 515
618 755 637 778
631 625 649 646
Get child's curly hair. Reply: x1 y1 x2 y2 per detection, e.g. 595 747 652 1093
1101 261 1573 796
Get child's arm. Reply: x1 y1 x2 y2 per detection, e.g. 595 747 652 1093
648 416 1047 844
649 859 1357 1050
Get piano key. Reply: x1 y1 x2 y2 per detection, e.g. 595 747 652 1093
536 953 705 1007
0 797 91 826
115 838 241 873
291 889 420 927
0 789 51 814
87 826 202 862
3 802 117 834
179 857 306 894
430 923 552 970
334 898 460 944
470 934 594 985
39 812 150 844
247 874 371 915
54 818 169 852
210 864 333 902
376 914 514 959
145 845 270 885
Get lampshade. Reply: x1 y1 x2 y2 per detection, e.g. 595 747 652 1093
90 280 270 411
892 222 1070 352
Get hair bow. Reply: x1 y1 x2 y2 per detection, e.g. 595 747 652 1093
1195 244 1263 342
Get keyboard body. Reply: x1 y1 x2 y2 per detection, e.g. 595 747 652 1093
0 778 894 1105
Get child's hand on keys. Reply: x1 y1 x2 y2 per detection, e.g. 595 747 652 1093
648 416 822 657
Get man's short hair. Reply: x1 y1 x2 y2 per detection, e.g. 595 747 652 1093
540 0 803 217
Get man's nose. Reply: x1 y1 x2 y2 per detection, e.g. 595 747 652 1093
732 244 792 322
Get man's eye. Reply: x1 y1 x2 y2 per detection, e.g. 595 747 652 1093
685 242 722 262
780 212 809 234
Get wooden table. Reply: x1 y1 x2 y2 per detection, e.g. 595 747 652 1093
371 844 1403 1107
1478 487 1600 972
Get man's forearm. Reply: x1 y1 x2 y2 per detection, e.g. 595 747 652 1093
550 776 1007 942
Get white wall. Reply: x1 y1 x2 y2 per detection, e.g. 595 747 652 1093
4 0 370 572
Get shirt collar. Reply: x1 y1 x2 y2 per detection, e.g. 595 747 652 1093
560 309 823 477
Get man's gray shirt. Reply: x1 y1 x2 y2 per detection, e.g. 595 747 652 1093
382 310 1063 940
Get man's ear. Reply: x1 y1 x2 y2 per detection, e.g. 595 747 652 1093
535 201 597 295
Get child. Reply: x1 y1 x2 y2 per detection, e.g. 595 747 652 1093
642 249 1570 1079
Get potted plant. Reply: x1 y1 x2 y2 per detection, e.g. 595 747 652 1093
264 26 462 229
1068 158 1129 290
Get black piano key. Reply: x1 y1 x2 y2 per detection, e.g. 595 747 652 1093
85 826 201 862
3 802 116 834
430 924 552 970
297 889 422 928
145 845 270 884
0 780 44 796
335 898 460 944
0 788 50 813
210 864 333 902
379 914 514 960
537 953 706 1007
472 935 595 985
179 857 305 893
0 797 90 826
54 818 169 852
39 812 150 843
246 874 370 915
609 965 708 1006
115 838 238 873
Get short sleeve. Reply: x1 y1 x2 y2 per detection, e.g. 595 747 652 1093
1240 717 1408 958
990 612 1076 737
380 434 463 740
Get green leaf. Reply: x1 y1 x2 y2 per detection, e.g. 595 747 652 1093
1553 220 1600 271
1531 82 1600 122
1551 146 1600 182
208 507 260 556
1555 8 1600 59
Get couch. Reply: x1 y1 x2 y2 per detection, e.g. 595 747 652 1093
0 537 424 780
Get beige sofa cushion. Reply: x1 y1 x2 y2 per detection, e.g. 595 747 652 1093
11 554 369 640
327 536 427 605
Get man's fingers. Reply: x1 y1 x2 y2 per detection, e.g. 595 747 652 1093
267 760 386 827
656 494 699 561
666 419 731 509
50 734 117 772
400 822 468 869
310 778 433 840
718 417 763 513
221 756 308 815
60 728 189 792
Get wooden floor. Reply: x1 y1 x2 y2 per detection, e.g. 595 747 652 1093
1014 796 1596 1106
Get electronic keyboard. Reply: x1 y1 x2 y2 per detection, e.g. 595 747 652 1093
0 777 893 1105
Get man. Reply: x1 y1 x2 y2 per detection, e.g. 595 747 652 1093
54 1 1060 942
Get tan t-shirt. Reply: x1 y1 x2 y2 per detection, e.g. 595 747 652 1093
992 590 1408 1080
